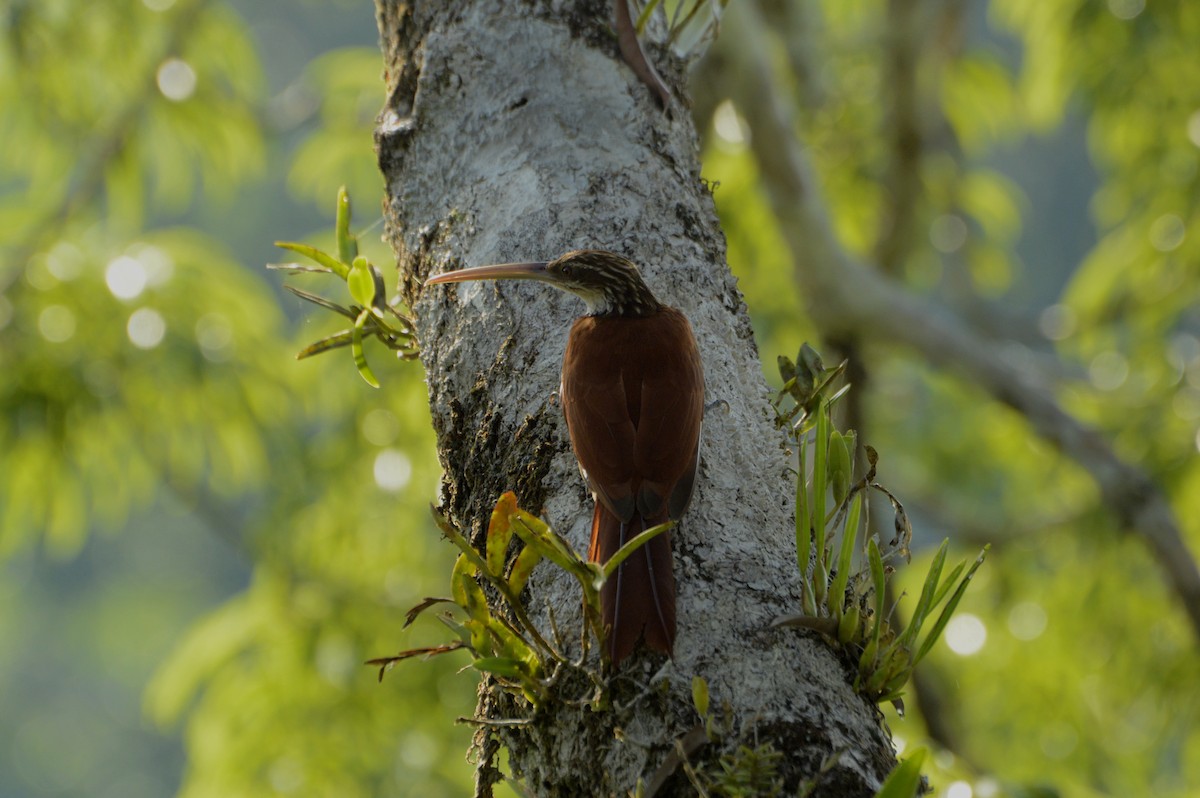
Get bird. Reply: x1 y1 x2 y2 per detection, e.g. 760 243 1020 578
426 249 704 665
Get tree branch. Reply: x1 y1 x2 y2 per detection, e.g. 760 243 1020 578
3 0 210 289
718 0 1200 640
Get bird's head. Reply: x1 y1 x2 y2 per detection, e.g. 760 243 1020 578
426 249 661 317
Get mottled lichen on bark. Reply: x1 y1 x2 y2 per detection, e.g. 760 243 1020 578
373 1 897 795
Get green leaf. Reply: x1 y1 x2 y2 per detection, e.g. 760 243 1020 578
778 354 798 385
796 432 816 612
509 510 588 578
347 256 376 309
483 617 535 664
867 537 887 651
452 553 488 623
368 262 387 312
915 545 989 664
472 656 527 678
600 521 674 583
436 614 472 648
508 543 543 595
352 310 379 388
931 560 967 610
282 285 356 319
295 329 355 360
813 401 830 606
814 399 829 551
898 539 948 650
875 748 926 798
485 492 518 576
829 492 862 623
829 430 852 507
274 240 349 279
635 0 663 33
837 604 861 644
692 675 710 718
335 186 358 265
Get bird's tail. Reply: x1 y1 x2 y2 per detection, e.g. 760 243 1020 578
588 503 675 666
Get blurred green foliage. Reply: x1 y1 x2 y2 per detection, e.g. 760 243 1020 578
705 1 1199 796
2 1 1198 797
1 0 470 795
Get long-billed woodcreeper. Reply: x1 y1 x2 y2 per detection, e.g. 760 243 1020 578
427 250 704 665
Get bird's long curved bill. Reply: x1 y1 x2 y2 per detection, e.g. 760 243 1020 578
425 262 550 286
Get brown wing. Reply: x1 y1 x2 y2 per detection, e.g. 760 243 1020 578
632 308 704 520
561 317 638 521
561 310 704 524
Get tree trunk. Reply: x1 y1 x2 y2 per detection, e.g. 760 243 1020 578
374 2 895 794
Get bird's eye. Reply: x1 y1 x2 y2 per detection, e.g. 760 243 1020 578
561 264 572 276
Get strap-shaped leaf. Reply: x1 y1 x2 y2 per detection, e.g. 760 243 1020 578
600 520 675 584
875 748 926 798
335 186 358 266
352 309 379 388
508 544 542 595
274 240 349 279
829 492 862 623
486 492 518 576
915 545 989 664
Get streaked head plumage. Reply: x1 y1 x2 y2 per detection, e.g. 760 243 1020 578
426 249 661 317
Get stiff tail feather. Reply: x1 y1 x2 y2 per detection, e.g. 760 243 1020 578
588 503 675 665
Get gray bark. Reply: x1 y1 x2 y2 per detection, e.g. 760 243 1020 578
374 2 895 794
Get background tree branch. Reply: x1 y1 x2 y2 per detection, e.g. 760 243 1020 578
707 0 1200 639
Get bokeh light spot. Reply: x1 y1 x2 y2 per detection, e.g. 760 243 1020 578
1007 601 1048 641
38 305 76 343
1172 391 1200 421
1040 722 1079 759
930 214 968 254
400 730 437 769
1089 351 1129 391
944 613 987 656
1038 303 1076 341
712 100 747 146
267 756 303 794
106 256 148 300
46 242 84 281
157 58 196 102
131 243 175 286
195 313 233 361
314 633 356 687
1188 110 1200 148
946 781 973 798
24 255 57 290
1107 0 1144 20
1149 214 1185 252
1167 333 1200 375
127 308 166 349
974 777 1000 798
374 448 412 492
362 408 400 446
